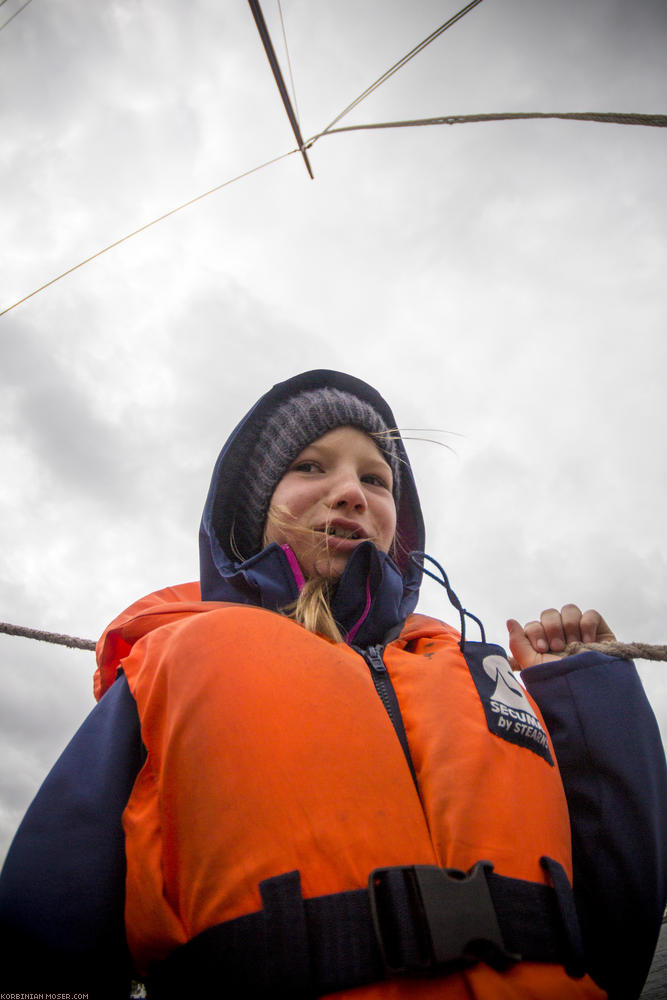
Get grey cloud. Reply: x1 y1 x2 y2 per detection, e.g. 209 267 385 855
2 322 140 507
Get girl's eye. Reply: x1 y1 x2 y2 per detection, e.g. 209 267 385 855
292 461 321 473
363 473 390 489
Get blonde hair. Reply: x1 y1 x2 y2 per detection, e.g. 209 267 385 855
287 576 344 643
261 507 345 640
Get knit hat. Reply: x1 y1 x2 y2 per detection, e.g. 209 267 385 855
232 386 401 560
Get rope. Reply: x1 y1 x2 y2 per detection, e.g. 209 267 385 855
2 620 666 661
248 0 313 178
4 107 659 323
0 0 34 34
563 640 667 661
311 110 667 143
313 0 485 141
277 0 301 127
0 146 299 319
0 622 96 651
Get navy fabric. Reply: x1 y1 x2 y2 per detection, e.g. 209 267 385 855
199 370 425 645
524 652 667 999
539 856 585 978
259 871 313 995
144 863 585 997
0 672 143 995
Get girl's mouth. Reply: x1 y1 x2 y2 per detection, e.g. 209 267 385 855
318 525 363 540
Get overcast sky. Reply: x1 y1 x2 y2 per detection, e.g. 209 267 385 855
1 0 666 859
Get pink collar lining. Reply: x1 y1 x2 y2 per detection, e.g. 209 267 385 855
281 545 306 591
280 545 372 645
344 575 372 645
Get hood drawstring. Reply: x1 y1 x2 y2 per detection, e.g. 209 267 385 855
410 552 486 650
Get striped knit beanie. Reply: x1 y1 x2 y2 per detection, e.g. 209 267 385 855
232 387 401 560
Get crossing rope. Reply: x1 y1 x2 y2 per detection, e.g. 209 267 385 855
0 622 96 651
307 110 667 145
562 640 667 660
2 620 666 660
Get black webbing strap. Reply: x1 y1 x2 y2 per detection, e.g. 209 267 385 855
145 858 585 998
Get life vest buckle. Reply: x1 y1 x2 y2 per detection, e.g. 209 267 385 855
368 861 520 975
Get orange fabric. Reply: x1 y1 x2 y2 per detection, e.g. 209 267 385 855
99 593 605 998
95 582 203 700
389 618 574 886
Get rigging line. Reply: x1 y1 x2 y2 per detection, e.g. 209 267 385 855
309 0 485 146
562 640 667 661
314 110 667 137
248 0 313 179
277 0 301 127
1 622 95 652
0 146 298 319
3 619 667 662
0 0 34 33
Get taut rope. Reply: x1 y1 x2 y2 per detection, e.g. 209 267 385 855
0 622 96 651
1 621 666 660
563 640 667 660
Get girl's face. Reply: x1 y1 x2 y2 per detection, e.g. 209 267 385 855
264 426 397 580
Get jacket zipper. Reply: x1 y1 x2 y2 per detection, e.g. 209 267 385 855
357 644 420 792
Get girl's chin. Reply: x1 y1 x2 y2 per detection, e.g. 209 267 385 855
309 554 349 580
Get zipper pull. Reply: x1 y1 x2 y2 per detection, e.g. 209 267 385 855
365 645 386 672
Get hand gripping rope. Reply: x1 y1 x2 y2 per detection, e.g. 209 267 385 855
408 553 667 662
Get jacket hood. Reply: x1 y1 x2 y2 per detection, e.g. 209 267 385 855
199 370 425 643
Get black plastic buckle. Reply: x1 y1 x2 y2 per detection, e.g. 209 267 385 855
369 861 519 975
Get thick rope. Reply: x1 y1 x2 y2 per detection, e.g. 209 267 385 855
1 621 666 661
563 640 667 660
0 622 96 651
309 110 667 144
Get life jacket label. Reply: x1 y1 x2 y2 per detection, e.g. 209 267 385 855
463 643 554 765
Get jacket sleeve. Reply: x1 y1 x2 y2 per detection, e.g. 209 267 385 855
522 652 667 1000
0 671 145 996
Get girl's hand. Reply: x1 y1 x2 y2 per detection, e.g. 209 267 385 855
507 604 616 670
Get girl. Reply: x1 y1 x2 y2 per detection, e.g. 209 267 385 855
1 369 665 999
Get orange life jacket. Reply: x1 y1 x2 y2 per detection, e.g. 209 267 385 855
96 586 605 999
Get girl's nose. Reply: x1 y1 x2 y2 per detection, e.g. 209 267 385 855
328 472 367 512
